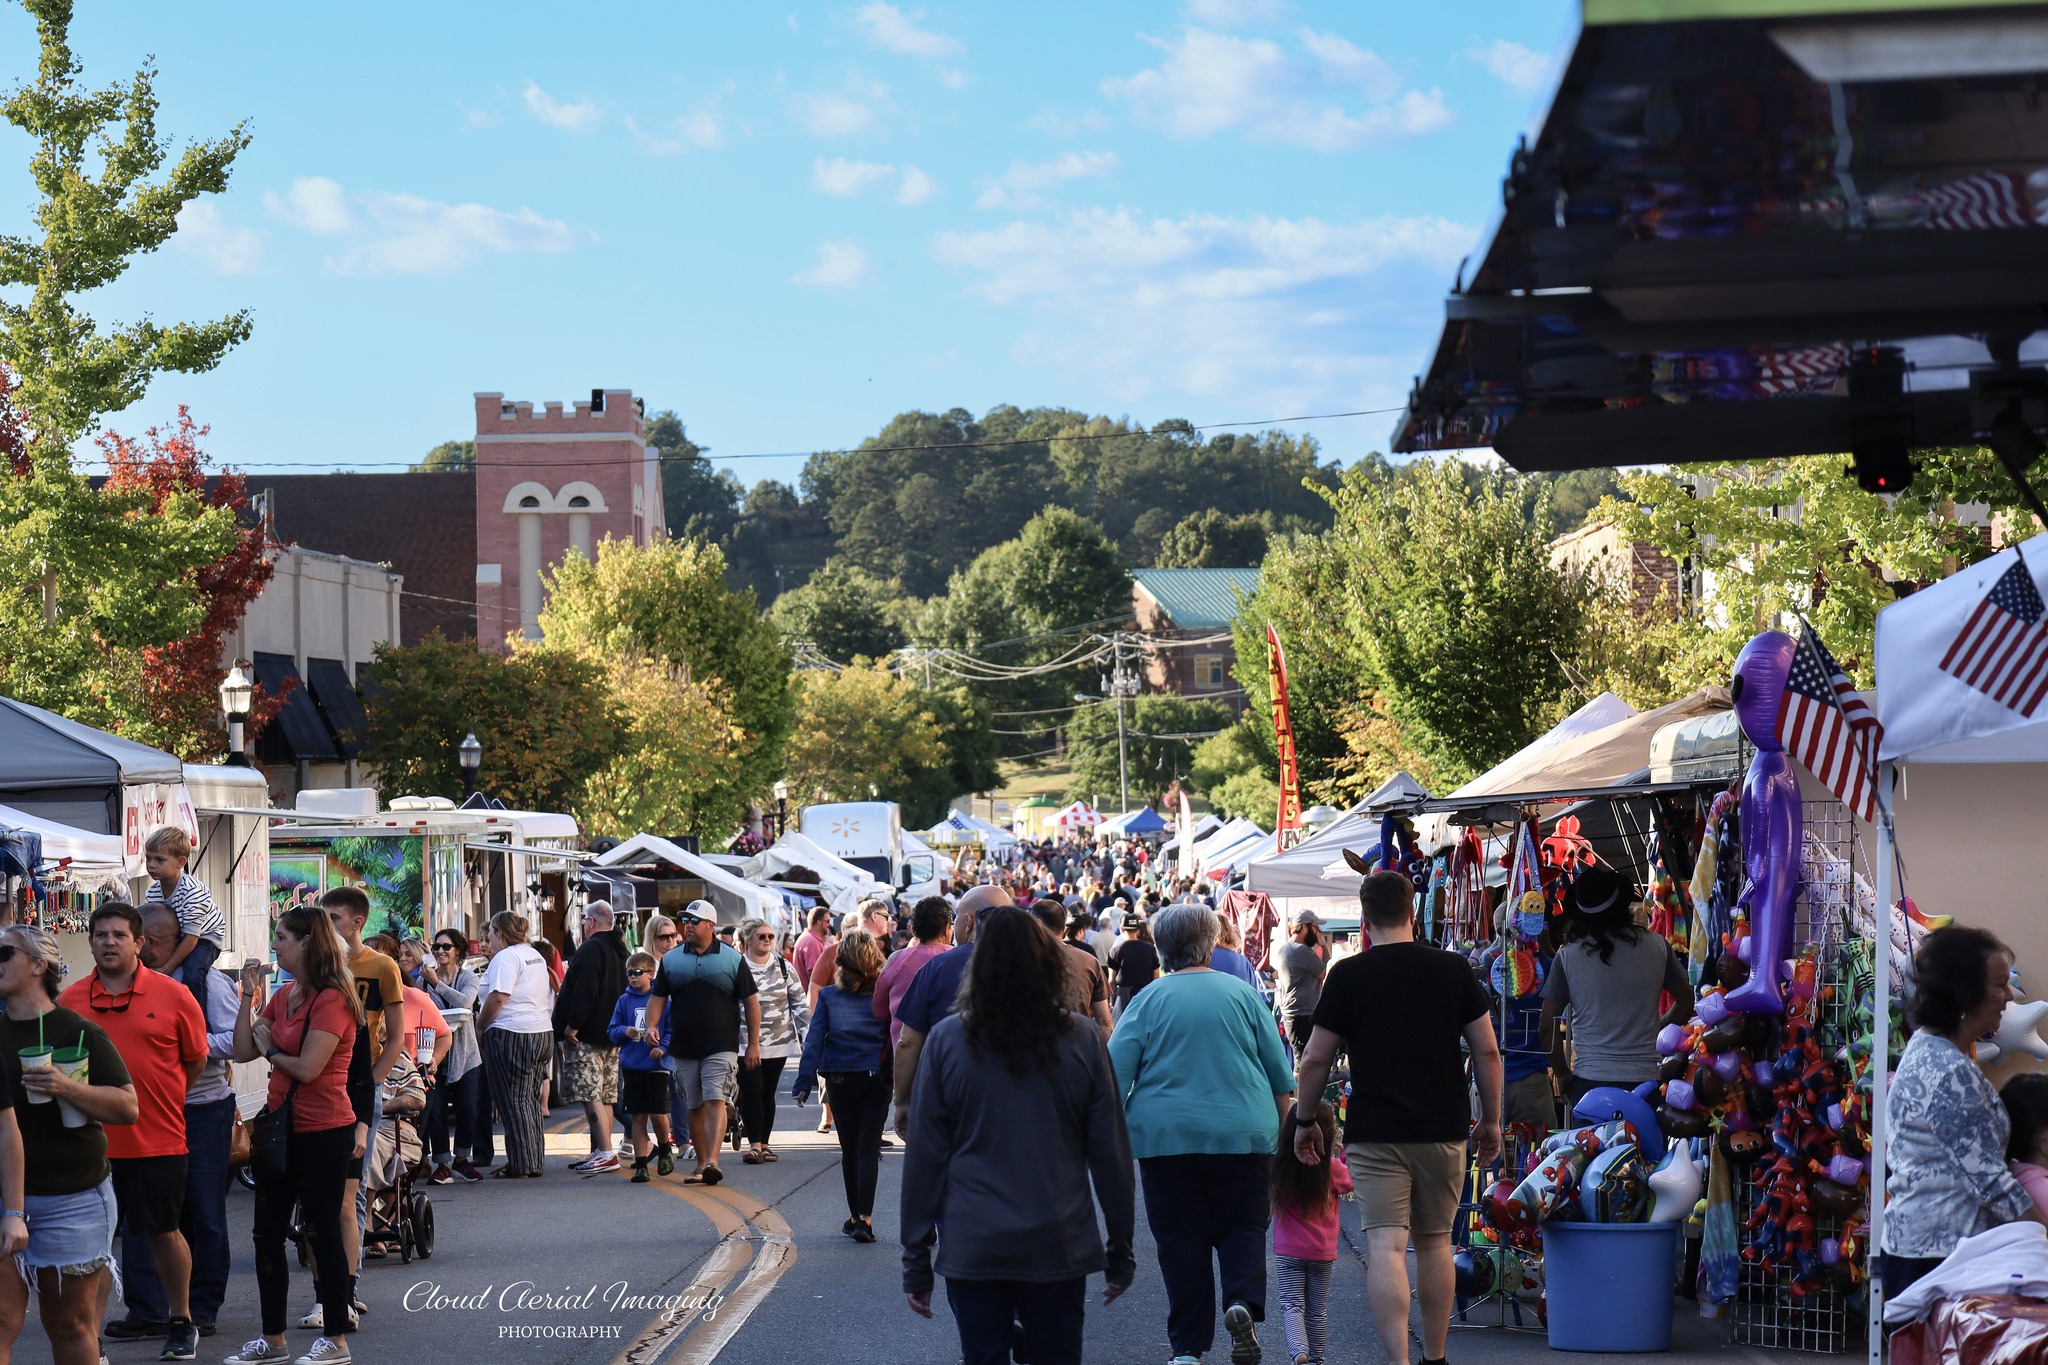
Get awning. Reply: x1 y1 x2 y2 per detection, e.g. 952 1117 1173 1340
1391 1 2048 471
305 658 367 760
0 801 128 894
253 653 341 764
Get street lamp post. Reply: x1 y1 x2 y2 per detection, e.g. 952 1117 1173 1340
219 665 254 767
459 732 482 799
772 780 789 840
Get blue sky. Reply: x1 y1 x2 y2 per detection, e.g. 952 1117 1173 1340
9 0 1576 488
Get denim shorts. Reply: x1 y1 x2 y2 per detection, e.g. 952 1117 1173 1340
20 1177 117 1277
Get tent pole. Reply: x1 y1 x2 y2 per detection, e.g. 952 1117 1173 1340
1869 761 1894 1365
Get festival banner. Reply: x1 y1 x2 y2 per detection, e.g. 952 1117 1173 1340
1266 622 1302 849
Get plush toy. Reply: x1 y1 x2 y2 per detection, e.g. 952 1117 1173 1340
1725 631 1803 1016
1648 1147 1704 1223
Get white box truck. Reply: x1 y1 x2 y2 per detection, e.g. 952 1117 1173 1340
799 801 939 901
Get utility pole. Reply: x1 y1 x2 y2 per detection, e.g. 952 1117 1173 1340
1108 633 1140 813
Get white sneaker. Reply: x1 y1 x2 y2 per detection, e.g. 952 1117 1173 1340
293 1340 351 1365
222 1341 289 1364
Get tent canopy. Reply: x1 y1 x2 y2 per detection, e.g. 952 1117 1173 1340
745 833 881 920
595 834 783 925
925 809 1017 849
0 696 185 833
0 801 127 894
1877 534 2048 763
1102 806 1169 837
1427 688 1728 810
1244 774 1431 898
1053 801 1102 829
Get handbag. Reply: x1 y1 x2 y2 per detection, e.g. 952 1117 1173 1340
229 1108 252 1169
249 987 318 1186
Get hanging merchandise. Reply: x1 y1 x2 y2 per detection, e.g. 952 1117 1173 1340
1422 851 1450 943
1643 842 1691 958
1726 632 1804 1016
1506 817 1546 941
1447 828 1488 944
1692 790 1739 974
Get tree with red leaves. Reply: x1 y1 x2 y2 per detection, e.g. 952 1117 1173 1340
98 408 285 759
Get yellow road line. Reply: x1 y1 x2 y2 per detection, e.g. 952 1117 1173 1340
602 1175 800 1365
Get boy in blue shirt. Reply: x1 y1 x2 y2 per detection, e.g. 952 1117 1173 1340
609 952 677 1183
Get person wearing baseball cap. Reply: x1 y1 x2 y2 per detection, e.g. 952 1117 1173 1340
643 901 760 1185
1273 911 1328 1053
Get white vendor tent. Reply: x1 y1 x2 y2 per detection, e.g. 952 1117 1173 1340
1053 801 1103 830
1198 826 1271 879
595 834 785 926
745 832 881 920
0 802 127 894
925 809 1018 851
1865 531 2048 1359
1243 771 1431 899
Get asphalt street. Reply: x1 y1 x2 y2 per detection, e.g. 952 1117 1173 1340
22 1090 1840 1365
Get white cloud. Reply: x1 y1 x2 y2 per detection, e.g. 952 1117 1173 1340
797 90 881 138
460 105 499 131
1025 108 1111 136
1103 26 1451 150
854 3 963 58
934 207 1474 408
810 158 941 204
794 239 873 288
1184 0 1286 23
521 82 602 133
630 110 726 155
266 177 576 275
974 150 1120 212
173 202 262 274
1468 38 1550 93
938 67 968 90
895 166 942 204
262 176 353 235
813 157 899 196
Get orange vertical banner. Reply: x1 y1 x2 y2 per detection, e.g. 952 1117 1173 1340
1267 622 1301 850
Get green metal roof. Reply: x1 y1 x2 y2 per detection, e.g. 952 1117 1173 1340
1131 568 1261 631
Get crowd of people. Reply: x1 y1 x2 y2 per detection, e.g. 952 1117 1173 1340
1 818 2029 1365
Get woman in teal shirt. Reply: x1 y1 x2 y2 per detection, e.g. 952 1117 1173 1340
1109 904 1297 1365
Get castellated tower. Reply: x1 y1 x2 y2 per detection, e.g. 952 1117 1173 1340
472 389 663 650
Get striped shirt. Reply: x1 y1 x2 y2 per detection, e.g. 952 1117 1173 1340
145 873 226 947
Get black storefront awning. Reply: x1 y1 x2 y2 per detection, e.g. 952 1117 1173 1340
1392 0 2048 474
305 658 367 760
253 652 341 764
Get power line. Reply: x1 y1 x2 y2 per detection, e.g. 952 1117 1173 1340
89 405 1407 474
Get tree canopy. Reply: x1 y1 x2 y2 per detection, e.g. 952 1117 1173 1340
1155 508 1272 569
1063 696 1233 809
765 557 911 661
411 439 474 472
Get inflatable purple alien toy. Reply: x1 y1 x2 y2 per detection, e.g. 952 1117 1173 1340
1726 630 1801 1016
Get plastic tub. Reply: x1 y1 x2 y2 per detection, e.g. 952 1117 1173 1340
1543 1220 1679 1352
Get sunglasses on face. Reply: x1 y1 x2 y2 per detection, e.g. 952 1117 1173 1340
628 968 653 978
88 979 134 1012
433 943 460 953
0 945 16 964
752 932 775 942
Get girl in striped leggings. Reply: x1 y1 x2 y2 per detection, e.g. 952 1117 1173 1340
1270 1104 1352 1365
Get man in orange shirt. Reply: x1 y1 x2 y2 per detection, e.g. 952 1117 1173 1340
59 902 207 1362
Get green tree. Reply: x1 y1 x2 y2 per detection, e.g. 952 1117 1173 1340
915 507 1132 730
576 654 747 839
1063 696 1232 809
1155 509 1270 568
0 4 254 738
411 439 474 472
537 536 795 812
782 663 947 814
765 557 911 661
359 632 621 811
896 687 1002 827
646 409 744 545
0 0 250 444
1227 531 1354 799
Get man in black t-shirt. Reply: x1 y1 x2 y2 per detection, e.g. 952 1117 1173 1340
1106 915 1158 1017
1293 870 1501 1365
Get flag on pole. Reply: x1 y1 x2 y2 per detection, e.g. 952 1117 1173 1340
1266 623 1302 851
1937 554 2048 718
1781 622 1883 823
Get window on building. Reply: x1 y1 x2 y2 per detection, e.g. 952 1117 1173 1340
1194 655 1226 688
518 494 541 509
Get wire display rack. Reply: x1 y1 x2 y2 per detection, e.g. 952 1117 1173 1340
1726 797 1867 1354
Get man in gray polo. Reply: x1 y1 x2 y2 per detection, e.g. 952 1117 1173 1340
645 901 760 1186
1273 911 1328 1052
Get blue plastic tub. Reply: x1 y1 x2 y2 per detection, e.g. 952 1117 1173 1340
1543 1220 1680 1352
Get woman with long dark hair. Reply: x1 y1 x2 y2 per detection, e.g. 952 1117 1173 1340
792 929 890 1240
228 905 364 1364
1538 865 1693 1107
901 906 1134 1365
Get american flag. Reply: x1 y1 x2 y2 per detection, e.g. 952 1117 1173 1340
1779 624 1882 823
1938 556 2048 717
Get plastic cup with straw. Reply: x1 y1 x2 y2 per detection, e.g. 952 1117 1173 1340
18 1011 51 1103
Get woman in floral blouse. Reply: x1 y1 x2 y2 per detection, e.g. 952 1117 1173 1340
1882 925 2046 1297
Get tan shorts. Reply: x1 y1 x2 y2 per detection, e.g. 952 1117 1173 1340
1347 1140 1466 1237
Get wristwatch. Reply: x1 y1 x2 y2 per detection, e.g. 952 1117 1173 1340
1291 1108 1321 1127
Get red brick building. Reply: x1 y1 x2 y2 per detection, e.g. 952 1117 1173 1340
1131 568 1260 714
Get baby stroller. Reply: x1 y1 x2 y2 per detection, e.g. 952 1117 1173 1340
363 1055 436 1263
